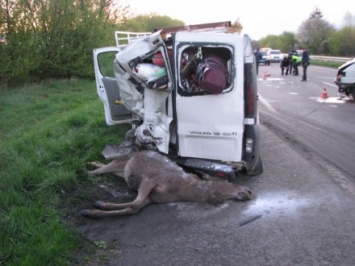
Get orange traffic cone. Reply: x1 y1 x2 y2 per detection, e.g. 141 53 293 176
321 88 329 99
263 72 268 80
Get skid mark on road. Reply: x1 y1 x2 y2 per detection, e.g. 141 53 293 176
315 156 355 197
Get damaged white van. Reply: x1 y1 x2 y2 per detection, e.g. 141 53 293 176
93 21 263 177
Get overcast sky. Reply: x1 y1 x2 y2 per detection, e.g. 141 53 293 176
124 0 352 40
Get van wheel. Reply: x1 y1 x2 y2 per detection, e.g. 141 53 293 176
247 156 263 176
351 89 355 101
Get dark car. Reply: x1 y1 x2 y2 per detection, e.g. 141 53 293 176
259 51 270 65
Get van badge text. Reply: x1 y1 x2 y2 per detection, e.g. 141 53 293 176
189 131 237 136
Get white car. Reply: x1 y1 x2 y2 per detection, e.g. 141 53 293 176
335 58 355 99
260 51 271 65
267 49 283 63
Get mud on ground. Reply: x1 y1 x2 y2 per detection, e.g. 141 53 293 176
63 176 137 265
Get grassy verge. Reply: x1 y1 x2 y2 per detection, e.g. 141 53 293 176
0 79 129 265
310 59 343 68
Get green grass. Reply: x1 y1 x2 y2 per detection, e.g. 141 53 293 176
310 59 343 68
0 79 130 265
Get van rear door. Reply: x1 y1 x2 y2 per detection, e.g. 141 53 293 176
173 32 244 162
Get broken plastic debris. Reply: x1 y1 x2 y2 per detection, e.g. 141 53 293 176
239 214 262 226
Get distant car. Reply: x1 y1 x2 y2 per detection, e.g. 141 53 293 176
259 51 271 65
267 49 283 63
334 58 355 99
296 50 303 56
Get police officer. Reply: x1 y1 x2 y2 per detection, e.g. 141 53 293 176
280 56 290 75
292 53 302 76
254 48 262 75
301 48 310 81
287 50 296 75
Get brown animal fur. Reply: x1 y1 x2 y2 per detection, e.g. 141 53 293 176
80 150 252 218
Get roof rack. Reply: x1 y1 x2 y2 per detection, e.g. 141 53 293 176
155 21 232 35
114 31 152 47
114 21 234 47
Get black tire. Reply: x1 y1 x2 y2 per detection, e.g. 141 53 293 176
247 155 263 176
351 89 355 101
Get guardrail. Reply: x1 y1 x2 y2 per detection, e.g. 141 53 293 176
310 55 353 63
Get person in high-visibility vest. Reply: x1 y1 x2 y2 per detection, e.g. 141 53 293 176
292 54 302 76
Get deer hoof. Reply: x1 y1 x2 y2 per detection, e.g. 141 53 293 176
87 161 105 168
80 209 101 218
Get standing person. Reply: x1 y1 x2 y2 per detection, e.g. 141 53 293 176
254 48 262 75
280 56 290 75
301 48 310 81
292 53 301 76
287 50 296 75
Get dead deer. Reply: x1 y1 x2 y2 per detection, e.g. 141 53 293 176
80 150 252 218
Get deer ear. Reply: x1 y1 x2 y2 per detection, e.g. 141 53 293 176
195 170 213 180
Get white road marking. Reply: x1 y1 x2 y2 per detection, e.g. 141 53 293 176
322 82 338 88
309 96 350 103
259 78 284 81
258 94 277 113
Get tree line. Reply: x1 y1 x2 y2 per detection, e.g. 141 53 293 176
0 0 183 88
0 2 353 88
256 8 355 56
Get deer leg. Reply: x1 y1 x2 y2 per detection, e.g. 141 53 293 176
87 154 132 176
87 161 125 176
87 161 106 168
195 170 218 181
80 176 157 218
94 176 156 210
80 198 151 218
88 162 118 176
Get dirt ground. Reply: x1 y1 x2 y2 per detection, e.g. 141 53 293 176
64 176 138 265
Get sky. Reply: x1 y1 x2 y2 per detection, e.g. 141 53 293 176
123 0 351 40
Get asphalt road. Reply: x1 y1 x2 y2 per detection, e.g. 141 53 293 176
77 63 355 265
258 63 355 177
